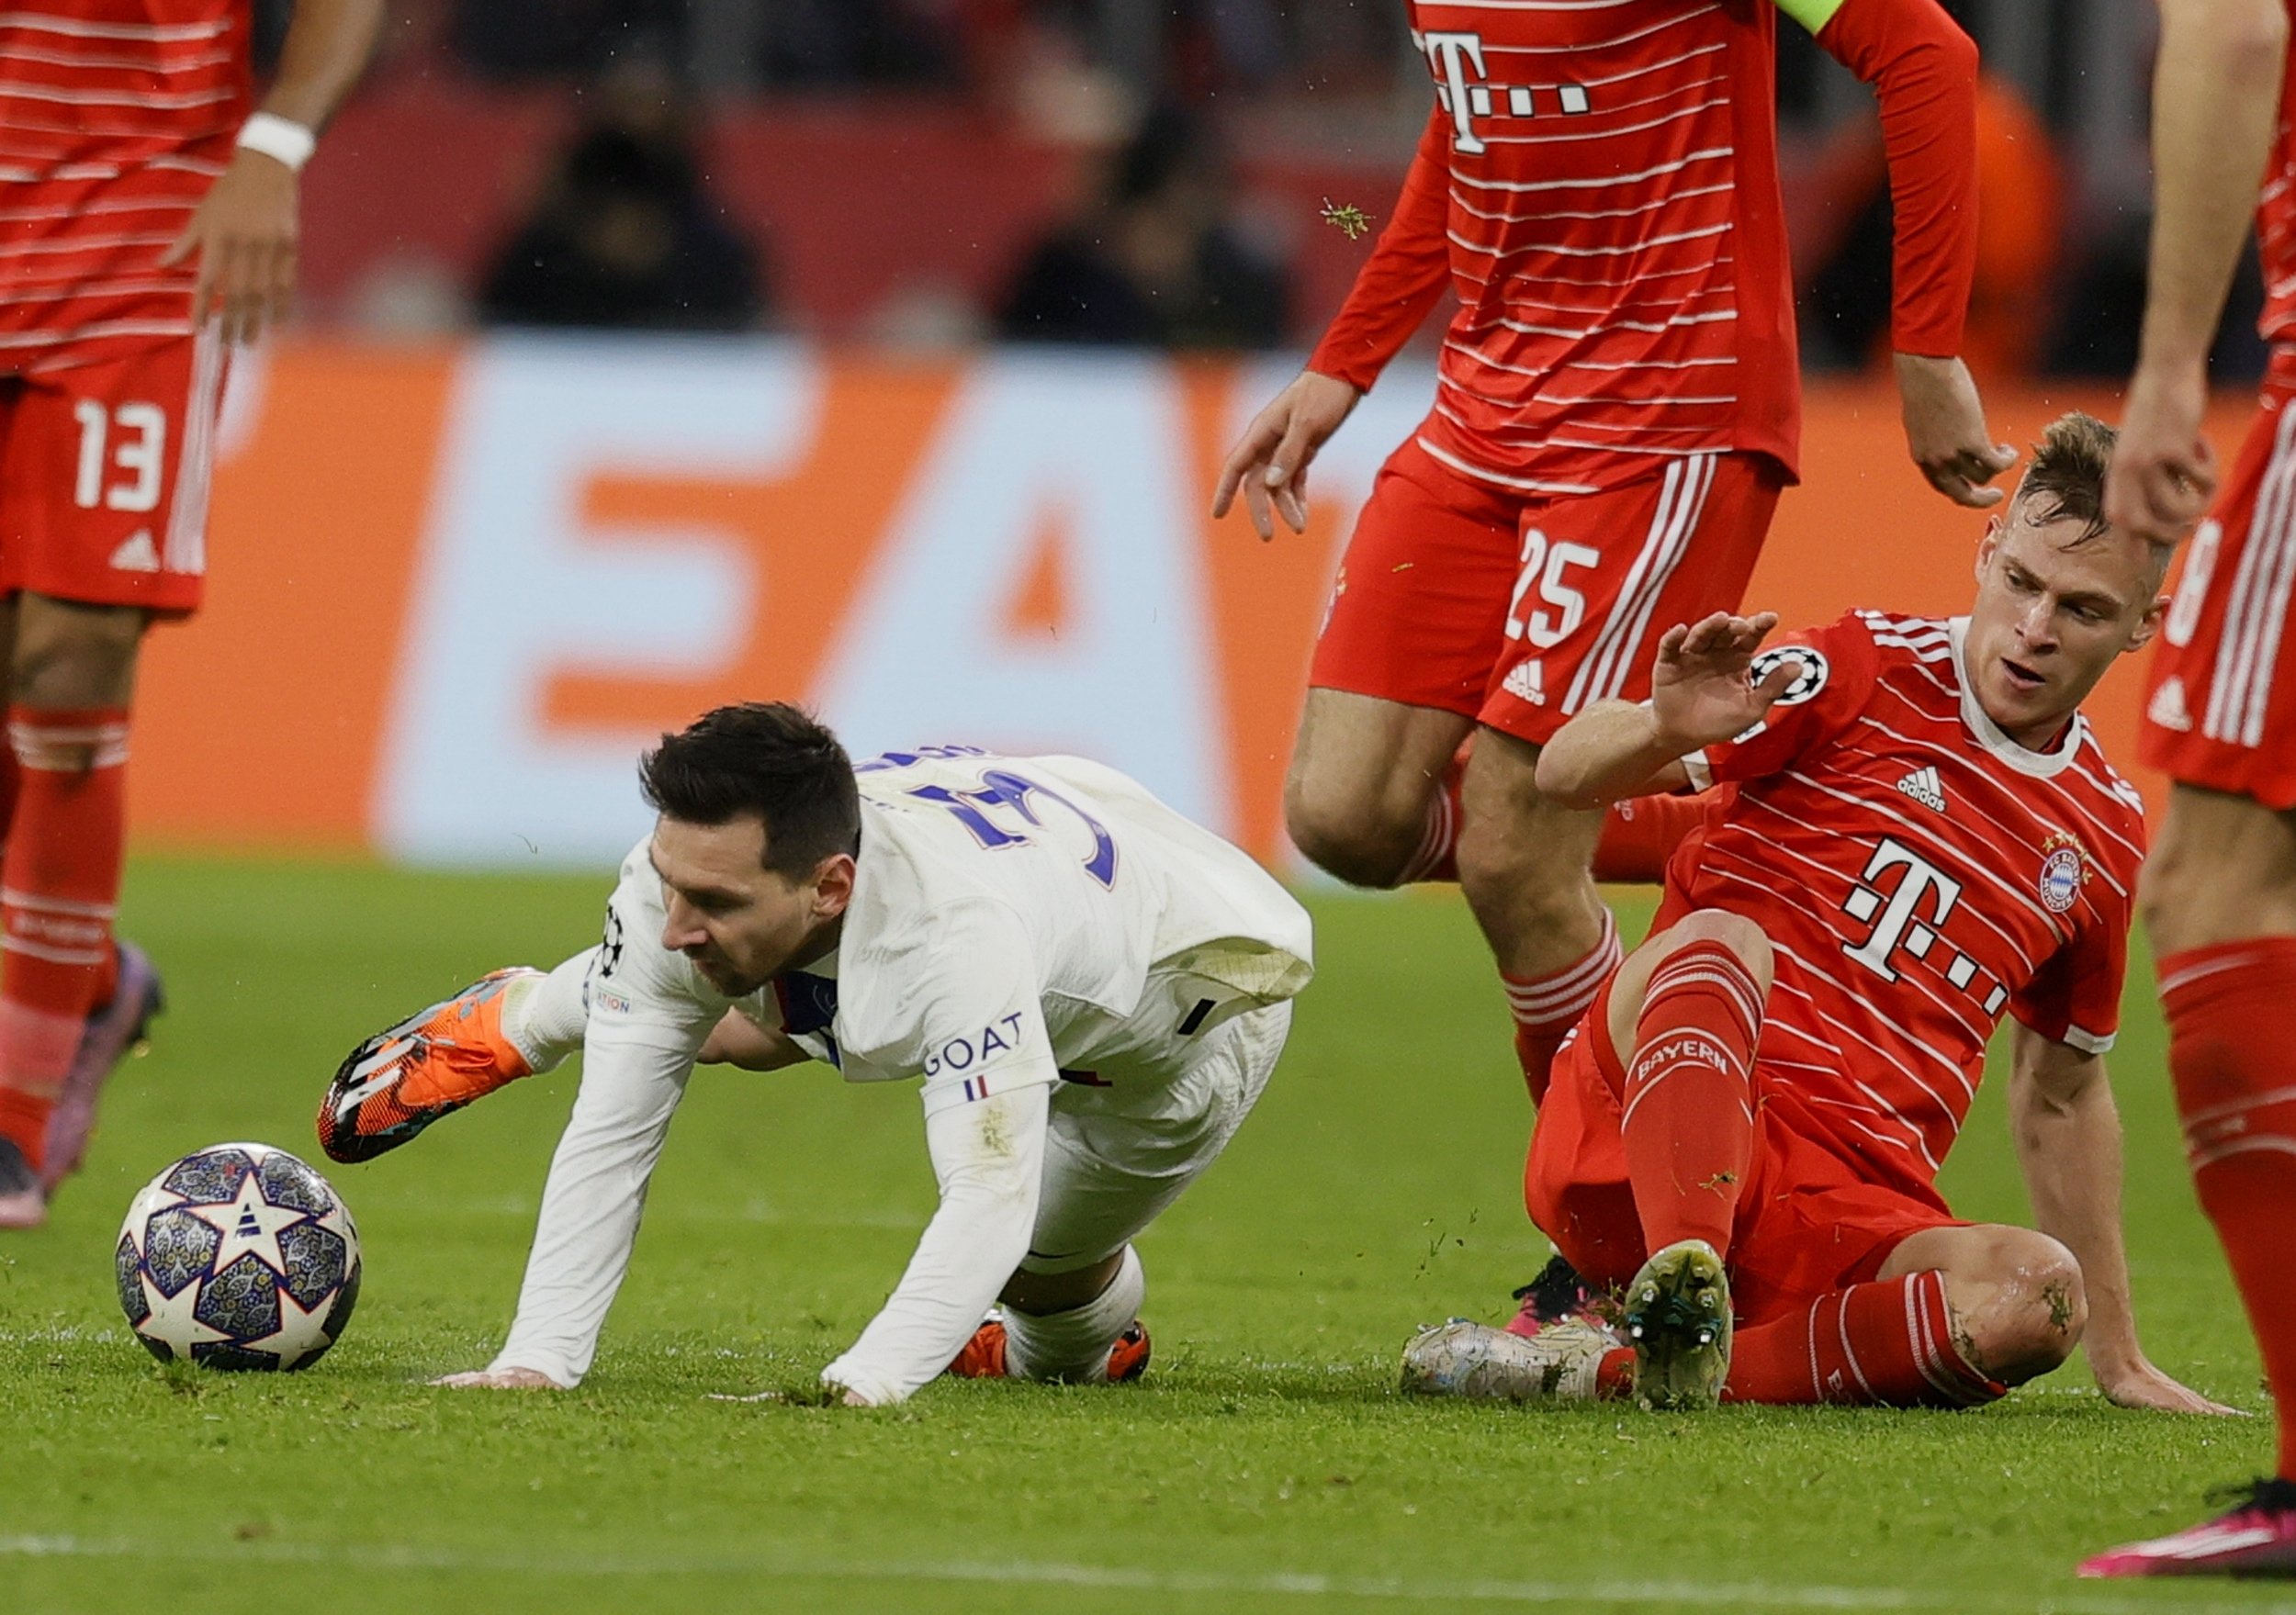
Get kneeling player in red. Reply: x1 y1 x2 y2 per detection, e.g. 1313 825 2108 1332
1401 414 2230 1415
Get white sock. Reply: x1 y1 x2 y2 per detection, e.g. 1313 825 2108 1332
501 950 592 1072
1002 1246 1145 1384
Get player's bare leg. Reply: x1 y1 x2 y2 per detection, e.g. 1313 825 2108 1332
0 594 148 1227
2084 785 2296 1576
948 1247 1152 1385
1283 689 1473 888
1455 727 1615 1102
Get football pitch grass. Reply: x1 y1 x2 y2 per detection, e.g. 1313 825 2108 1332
4 857 2293 1615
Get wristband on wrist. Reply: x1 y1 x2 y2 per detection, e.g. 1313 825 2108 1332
236 112 316 173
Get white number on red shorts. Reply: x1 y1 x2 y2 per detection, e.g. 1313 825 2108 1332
1504 528 1599 649
71 398 168 513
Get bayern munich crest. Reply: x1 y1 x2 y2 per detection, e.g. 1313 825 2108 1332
2038 838 2087 914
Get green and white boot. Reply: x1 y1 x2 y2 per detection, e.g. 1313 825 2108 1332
1621 1239 1732 1409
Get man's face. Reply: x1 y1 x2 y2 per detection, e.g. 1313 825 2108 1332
649 815 850 996
1964 501 2167 745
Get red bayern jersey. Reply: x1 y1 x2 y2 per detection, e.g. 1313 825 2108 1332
0 1 251 374
1659 610 2144 1198
1308 0 1977 497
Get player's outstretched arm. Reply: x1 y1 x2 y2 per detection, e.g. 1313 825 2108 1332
2108 0 2290 544
440 1016 712 1391
1801 0 2016 506
2006 1025 2239 1415
817 1083 1052 1407
1536 612 1800 807
161 0 385 345
1211 105 1453 539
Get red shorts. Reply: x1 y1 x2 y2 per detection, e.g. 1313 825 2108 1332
1524 978 1963 1325
1309 435 1782 745
0 331 226 617
2142 387 2296 807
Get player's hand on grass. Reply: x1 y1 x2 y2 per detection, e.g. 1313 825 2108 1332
162 147 298 346
431 1367 562 1390
1650 611 1799 748
1893 353 2018 509
1210 369 1361 541
2093 1354 2245 1417
2105 357 2219 544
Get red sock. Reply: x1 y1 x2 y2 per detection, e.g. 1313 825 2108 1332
0 707 129 1173
1398 756 1466 884
2163 938 2296 1478
1503 907 1619 1105
1592 791 1713 885
1618 939 1761 1255
1723 1270 2009 1407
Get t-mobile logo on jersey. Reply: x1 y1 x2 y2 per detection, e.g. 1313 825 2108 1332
1840 837 1964 983
1417 30 1592 156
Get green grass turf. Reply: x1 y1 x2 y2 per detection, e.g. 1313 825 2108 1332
4 857 2292 1614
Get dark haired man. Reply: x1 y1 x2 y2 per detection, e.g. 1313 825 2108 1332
1400 414 2223 1416
317 707 1311 1405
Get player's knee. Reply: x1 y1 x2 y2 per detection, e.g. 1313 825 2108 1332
1954 1228 2087 1384
10 601 143 713
1650 910 1773 992
1282 772 1421 888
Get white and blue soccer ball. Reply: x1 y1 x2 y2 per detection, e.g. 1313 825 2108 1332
116 1142 362 1371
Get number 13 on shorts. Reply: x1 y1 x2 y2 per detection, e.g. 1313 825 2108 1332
0 329 225 615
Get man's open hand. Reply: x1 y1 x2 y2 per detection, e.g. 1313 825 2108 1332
2106 358 2219 544
160 148 298 346
1895 353 2018 509
432 1367 561 1390
1650 611 1801 749
1210 370 1361 540
2092 1351 2243 1416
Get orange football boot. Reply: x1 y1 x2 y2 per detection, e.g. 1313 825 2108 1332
946 1317 1153 1385
317 969 542 1163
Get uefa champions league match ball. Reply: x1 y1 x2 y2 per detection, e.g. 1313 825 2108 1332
116 1142 362 1372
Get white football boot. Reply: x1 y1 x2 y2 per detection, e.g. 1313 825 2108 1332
1399 1317 1617 1403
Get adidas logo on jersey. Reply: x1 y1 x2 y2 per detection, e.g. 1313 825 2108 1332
108 530 159 573
1895 767 1946 813
2147 675 2194 734
1503 659 1547 707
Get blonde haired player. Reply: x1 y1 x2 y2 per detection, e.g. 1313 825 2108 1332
317 704 1311 1405
1401 416 2223 1419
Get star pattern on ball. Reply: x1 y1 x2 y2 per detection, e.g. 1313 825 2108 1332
135 1269 232 1359
240 1286 333 1370
180 1172 310 1276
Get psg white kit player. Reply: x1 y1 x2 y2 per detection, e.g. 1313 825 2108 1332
318 706 1312 1406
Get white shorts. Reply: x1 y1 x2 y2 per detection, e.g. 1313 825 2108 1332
1019 999 1291 1274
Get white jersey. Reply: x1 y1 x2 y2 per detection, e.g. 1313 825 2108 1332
490 750 1312 1402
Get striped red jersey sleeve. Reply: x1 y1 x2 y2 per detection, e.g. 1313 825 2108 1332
0 1 253 375
1299 0 1978 496
1809 0 1980 358
1307 104 1455 392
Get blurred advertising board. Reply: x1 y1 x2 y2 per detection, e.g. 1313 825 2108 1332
137 338 2197 869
